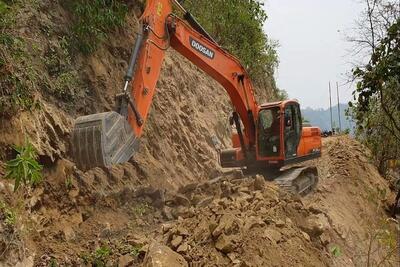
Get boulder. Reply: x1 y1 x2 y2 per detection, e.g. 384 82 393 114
302 214 330 237
212 214 238 237
176 242 189 253
118 254 134 267
263 228 282 244
215 234 235 254
63 226 75 241
171 235 183 248
320 232 331 246
253 175 265 190
143 243 188 267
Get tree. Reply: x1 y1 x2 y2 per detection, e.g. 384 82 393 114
183 0 279 90
350 17 400 174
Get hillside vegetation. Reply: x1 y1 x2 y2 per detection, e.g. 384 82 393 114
184 0 279 92
348 0 400 175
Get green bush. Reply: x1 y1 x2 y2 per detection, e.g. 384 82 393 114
81 246 111 267
5 139 43 191
66 0 128 54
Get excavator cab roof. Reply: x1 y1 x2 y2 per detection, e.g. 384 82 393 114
260 99 300 109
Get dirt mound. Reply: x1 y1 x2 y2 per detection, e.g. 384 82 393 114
303 137 398 266
157 174 330 266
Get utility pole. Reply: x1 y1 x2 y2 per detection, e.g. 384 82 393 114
329 82 333 132
336 82 342 132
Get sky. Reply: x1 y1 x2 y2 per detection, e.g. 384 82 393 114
263 0 364 109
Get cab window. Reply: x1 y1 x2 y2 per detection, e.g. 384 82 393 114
284 104 302 158
258 108 281 157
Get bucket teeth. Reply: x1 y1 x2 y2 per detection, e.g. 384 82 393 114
71 111 139 171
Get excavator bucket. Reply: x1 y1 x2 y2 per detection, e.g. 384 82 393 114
71 111 139 171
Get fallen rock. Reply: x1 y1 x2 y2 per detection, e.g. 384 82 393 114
127 233 147 247
29 195 41 210
253 175 265 190
263 228 282 244
177 183 198 194
176 242 188 253
63 226 75 241
171 235 183 248
301 231 311 242
197 196 213 207
162 207 174 220
303 214 330 237
212 214 238 237
143 243 188 267
118 254 134 267
308 204 324 214
274 219 285 228
243 217 265 231
320 232 331 246
170 194 191 207
193 219 211 242
100 222 112 238
135 187 165 208
215 234 235 254
162 222 175 233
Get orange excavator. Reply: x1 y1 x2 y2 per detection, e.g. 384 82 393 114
71 0 322 194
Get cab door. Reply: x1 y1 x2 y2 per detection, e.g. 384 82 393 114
257 107 281 158
284 103 302 159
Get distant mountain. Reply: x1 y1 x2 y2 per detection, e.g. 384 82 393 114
301 104 355 132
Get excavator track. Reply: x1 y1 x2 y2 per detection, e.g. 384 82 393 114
274 166 319 196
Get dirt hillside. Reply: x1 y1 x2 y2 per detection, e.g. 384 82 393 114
0 1 398 267
1 135 398 266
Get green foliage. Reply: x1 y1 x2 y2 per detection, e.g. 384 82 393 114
94 246 111 260
4 209 16 225
49 258 58 267
130 245 141 258
350 19 400 174
275 89 289 101
0 201 16 226
0 2 38 116
5 139 43 191
66 0 128 54
53 71 80 101
330 245 342 257
184 0 279 88
132 202 150 217
65 176 73 190
81 246 111 267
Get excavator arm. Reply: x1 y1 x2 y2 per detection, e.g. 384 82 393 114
129 0 258 145
72 0 259 170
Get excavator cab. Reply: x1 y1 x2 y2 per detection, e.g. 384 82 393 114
256 100 302 166
221 100 320 171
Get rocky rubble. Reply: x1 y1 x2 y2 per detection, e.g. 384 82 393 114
152 174 331 266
